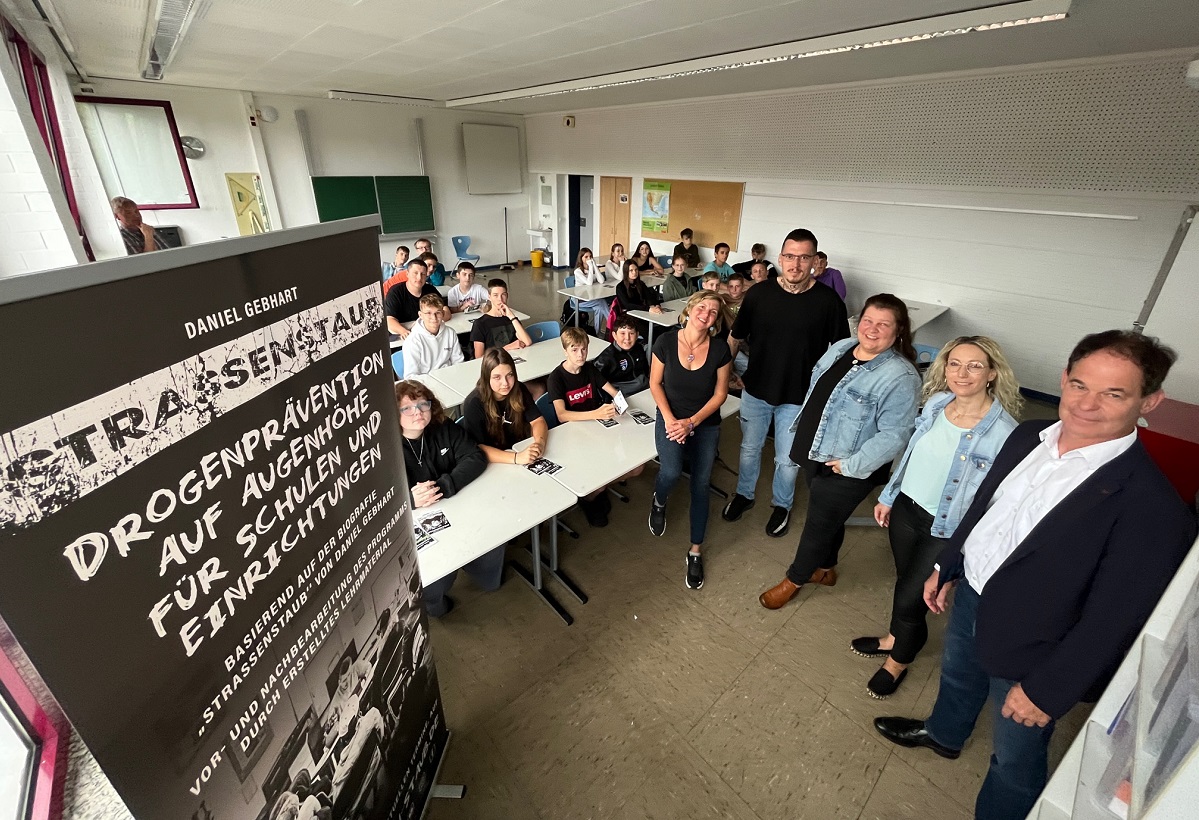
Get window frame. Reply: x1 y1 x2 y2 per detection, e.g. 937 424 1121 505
0 647 65 820
72 95 200 211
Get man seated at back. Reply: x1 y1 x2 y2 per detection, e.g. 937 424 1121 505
403 294 464 376
672 227 701 269
419 251 447 286
812 251 846 300
385 259 447 339
732 243 776 278
381 245 409 290
112 196 167 255
594 317 649 395
703 242 735 282
470 278 532 358
746 260 771 288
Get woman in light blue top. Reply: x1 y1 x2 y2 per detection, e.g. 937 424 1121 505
854 336 1022 698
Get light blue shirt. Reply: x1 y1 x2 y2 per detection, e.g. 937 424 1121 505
900 412 965 515
703 261 734 281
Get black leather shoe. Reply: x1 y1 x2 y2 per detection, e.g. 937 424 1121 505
851 636 890 657
873 717 960 759
866 667 907 699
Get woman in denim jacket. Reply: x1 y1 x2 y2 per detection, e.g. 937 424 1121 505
760 294 921 613
855 336 1022 698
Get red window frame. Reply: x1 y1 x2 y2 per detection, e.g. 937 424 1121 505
71 95 200 211
0 645 66 820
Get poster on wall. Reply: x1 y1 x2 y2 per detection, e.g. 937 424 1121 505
0 218 446 820
642 180 671 233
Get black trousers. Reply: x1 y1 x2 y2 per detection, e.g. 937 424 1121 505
886 493 949 664
785 467 879 585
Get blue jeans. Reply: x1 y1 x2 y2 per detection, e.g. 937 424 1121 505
734 390 803 509
925 583 1056 820
654 414 721 545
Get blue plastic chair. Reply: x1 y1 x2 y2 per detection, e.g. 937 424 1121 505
535 392 560 428
913 343 939 365
391 350 405 380
526 321 562 343
452 235 480 266
656 254 671 269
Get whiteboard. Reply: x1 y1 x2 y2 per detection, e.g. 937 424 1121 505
462 123 522 194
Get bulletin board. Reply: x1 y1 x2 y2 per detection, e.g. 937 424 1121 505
641 179 744 251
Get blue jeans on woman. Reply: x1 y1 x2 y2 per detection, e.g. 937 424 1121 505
924 582 1056 820
654 414 721 544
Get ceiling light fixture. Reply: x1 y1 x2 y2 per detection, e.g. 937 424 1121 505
140 0 214 81
445 0 1069 107
327 90 445 108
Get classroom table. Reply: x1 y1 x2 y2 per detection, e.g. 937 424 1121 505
406 371 465 409
557 276 667 327
905 299 949 332
627 297 688 347
389 307 531 348
414 459 579 624
422 334 606 400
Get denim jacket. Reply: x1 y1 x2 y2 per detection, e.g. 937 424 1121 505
792 337 920 479
879 390 1018 538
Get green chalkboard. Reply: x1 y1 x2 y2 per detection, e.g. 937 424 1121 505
376 176 435 234
311 176 378 223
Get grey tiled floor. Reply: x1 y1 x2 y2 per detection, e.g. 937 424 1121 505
424 269 1076 819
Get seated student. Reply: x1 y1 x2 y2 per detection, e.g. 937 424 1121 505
616 260 665 313
631 240 664 273
732 242 777 278
724 272 747 315
672 227 701 269
419 251 447 286
470 278 533 358
572 247 613 332
413 237 447 280
724 274 750 387
812 251 847 300
385 259 445 338
661 253 695 302
703 242 735 282
396 380 489 615
594 317 650 395
446 262 490 313
403 294 464 376
463 348 548 464
746 260 770 288
700 270 722 292
547 328 643 526
381 245 409 289
604 243 627 281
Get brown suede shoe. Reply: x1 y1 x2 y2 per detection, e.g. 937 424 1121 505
809 567 838 587
759 578 802 609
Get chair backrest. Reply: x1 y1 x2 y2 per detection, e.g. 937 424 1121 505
535 392 560 428
564 274 576 288
452 235 471 254
656 254 671 269
913 343 940 365
526 320 562 343
391 350 405 379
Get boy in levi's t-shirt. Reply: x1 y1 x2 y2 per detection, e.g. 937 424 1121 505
546 327 644 526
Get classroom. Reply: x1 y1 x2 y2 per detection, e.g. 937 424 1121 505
1 2 1198 820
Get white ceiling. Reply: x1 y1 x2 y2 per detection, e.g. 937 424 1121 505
19 0 1199 113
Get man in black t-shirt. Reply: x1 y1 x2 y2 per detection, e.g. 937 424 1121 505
385 259 446 339
469 279 532 358
722 229 849 538
594 318 649 394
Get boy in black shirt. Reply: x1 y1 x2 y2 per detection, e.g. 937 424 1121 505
672 227 701 269
385 259 446 338
594 317 649 394
469 278 532 358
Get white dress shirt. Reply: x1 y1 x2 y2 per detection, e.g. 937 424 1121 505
961 421 1137 593
402 321 464 376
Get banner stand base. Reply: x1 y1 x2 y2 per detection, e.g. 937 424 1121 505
420 730 466 818
431 785 466 799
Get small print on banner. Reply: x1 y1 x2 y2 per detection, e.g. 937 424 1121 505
528 458 563 475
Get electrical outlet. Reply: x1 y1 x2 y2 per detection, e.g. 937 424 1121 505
563 115 576 128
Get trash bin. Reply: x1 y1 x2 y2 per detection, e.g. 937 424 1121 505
530 249 545 267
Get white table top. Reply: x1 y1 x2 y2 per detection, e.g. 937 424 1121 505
422 334 607 399
905 300 949 332
406 371 465 408
558 275 666 302
415 464 576 584
390 308 532 348
627 388 742 422
628 297 689 328
435 284 450 297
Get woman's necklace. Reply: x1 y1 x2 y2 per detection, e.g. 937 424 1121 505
679 330 709 367
947 399 990 426
404 436 425 465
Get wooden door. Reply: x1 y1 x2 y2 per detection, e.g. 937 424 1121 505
599 176 631 256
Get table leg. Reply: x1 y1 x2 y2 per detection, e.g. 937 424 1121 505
543 514 588 604
509 520 574 625
646 322 655 348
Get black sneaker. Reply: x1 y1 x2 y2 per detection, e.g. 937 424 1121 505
721 493 755 522
765 506 790 537
649 497 667 537
685 552 704 589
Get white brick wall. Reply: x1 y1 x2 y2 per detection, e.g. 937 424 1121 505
0 42 85 278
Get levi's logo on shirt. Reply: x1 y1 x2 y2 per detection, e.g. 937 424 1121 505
566 385 594 406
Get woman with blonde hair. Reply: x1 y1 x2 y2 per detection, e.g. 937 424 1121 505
647 291 734 590
853 335 1022 698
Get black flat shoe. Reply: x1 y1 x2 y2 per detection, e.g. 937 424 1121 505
866 667 907 699
851 636 891 658
873 717 960 759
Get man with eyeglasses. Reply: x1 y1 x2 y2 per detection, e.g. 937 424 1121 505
723 228 849 537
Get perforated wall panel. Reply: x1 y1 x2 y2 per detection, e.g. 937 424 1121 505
526 55 1199 196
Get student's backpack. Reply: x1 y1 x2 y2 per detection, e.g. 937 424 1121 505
605 297 628 341
560 299 595 335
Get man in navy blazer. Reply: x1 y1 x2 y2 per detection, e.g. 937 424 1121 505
875 330 1196 820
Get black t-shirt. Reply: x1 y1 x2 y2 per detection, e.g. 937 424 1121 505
616 280 661 312
730 279 849 406
634 255 656 272
673 242 700 268
469 313 517 351
732 259 776 277
462 383 541 450
594 342 648 384
651 329 732 427
547 362 608 413
384 282 439 323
